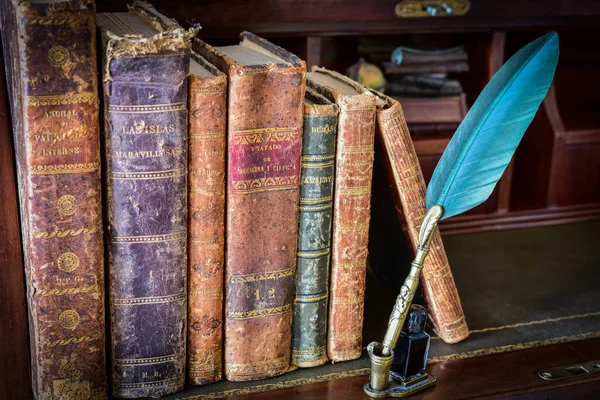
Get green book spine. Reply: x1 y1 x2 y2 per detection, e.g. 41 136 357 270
292 90 338 368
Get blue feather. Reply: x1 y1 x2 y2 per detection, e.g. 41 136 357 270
425 32 559 219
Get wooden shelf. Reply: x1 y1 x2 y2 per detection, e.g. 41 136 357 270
237 338 600 400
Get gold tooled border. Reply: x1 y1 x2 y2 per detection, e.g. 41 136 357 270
176 331 600 399
179 368 371 399
428 331 600 363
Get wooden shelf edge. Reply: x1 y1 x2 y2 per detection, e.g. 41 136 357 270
440 204 600 235
238 337 600 400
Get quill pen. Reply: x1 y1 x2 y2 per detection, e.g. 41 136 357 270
366 32 559 394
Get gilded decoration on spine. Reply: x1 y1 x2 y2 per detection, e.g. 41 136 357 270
108 102 186 113
232 175 298 194
29 162 100 175
233 127 301 145
229 268 295 283
26 92 98 107
112 292 186 306
227 304 293 320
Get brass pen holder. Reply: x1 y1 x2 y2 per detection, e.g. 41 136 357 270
364 206 442 398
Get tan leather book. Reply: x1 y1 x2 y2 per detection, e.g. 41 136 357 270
370 91 469 344
194 33 306 381
391 93 468 124
0 1 106 398
187 51 227 385
307 67 377 362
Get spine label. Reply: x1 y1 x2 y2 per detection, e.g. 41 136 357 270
292 112 337 367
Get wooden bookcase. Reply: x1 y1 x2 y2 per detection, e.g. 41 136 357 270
111 0 600 236
2 1 600 399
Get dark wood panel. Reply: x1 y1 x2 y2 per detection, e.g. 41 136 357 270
554 137 600 207
440 203 600 235
97 2 600 37
510 96 556 211
0 45 32 400
239 337 600 399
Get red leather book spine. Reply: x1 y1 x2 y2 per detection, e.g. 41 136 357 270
195 34 306 381
187 57 227 385
327 94 377 362
0 1 106 398
376 99 469 343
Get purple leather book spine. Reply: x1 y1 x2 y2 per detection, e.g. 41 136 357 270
102 40 190 397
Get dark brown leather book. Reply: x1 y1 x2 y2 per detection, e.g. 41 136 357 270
383 61 470 75
0 1 107 398
392 94 468 124
194 33 306 381
369 91 469 344
97 6 194 398
187 51 227 385
307 67 377 362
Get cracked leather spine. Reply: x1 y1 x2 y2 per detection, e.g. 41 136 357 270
307 70 377 362
292 89 338 368
187 53 227 385
374 95 469 344
195 33 306 382
0 1 107 398
98 14 191 398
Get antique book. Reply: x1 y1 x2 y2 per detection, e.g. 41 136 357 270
386 80 463 97
383 61 470 75
392 94 468 124
370 91 469 343
194 33 306 381
292 88 339 368
0 1 107 398
408 122 460 136
307 67 377 362
391 46 468 66
187 51 227 385
97 7 194 398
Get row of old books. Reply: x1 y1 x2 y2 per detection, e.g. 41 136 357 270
0 1 467 399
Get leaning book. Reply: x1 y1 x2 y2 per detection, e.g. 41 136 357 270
0 0 107 398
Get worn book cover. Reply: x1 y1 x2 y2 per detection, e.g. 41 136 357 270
195 32 306 381
187 51 227 385
369 90 469 343
307 67 377 362
97 4 195 397
0 0 107 398
292 88 339 368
